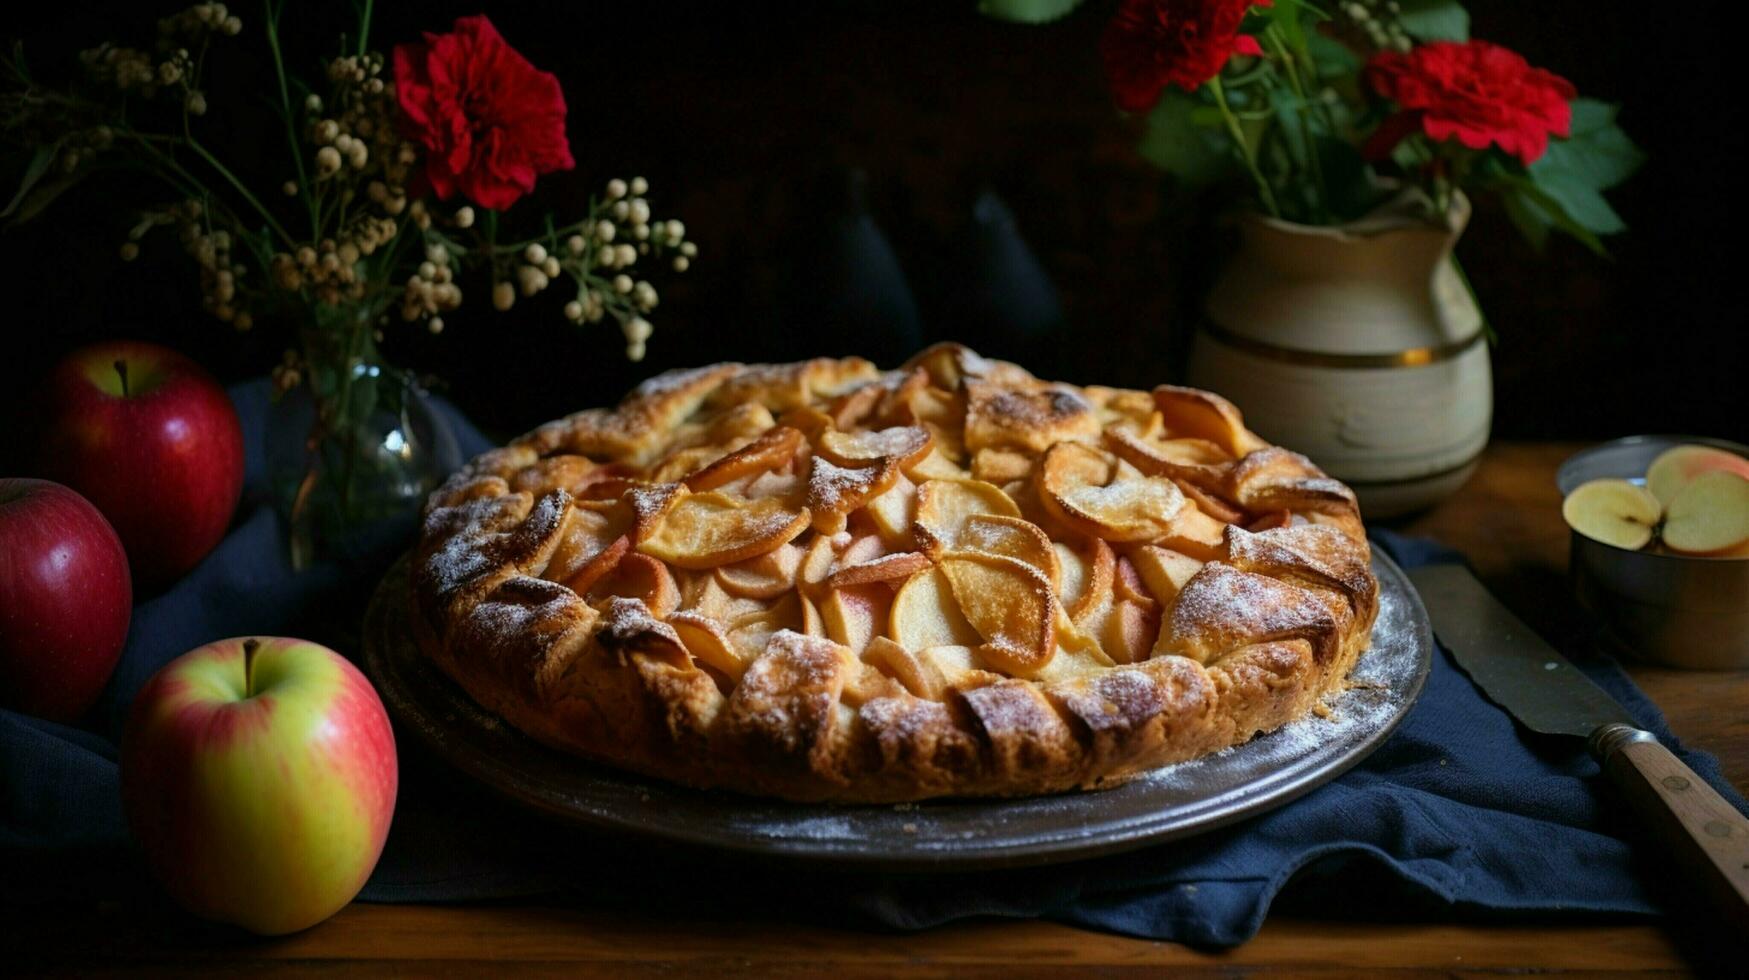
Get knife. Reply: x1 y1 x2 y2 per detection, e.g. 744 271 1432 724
1407 562 1749 931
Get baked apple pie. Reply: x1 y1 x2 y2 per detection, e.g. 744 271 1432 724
411 344 1378 802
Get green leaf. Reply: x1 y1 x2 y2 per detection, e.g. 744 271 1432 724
1491 172 1608 256
1530 168 1626 236
1531 98 1644 192
5 171 85 227
1306 32 1363 78
977 0 1086 24
1397 0 1469 42
1261 0 1311 50
3 142 59 220
1138 89 1234 187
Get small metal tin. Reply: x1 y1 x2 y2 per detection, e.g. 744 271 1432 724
1557 435 1749 670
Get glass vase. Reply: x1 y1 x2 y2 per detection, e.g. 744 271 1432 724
265 304 462 569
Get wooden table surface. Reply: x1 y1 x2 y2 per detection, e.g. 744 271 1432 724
6 442 1744 976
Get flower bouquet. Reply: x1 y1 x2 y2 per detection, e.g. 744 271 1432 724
2 4 696 566
984 0 1641 251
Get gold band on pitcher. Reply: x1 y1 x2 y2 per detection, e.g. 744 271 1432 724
1199 319 1486 369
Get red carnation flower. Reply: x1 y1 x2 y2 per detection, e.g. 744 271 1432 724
393 15 575 211
1101 0 1269 113
1364 40 1576 166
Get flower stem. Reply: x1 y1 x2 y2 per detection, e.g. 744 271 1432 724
264 0 318 237
1210 76 1279 219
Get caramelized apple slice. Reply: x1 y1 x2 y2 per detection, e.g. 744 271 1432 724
938 551 1055 675
626 482 686 542
817 425 933 471
971 448 1035 485
826 550 934 589
863 471 919 547
959 513 1059 591
683 426 802 492
1037 442 1185 543
1152 384 1265 456
819 584 891 654
1053 536 1115 625
586 552 679 617
1100 597 1161 665
807 457 899 535
1124 544 1204 605
668 611 747 678
913 478 1022 555
715 542 803 599
890 567 983 650
863 635 944 699
1104 428 1231 490
560 533 631 596
638 491 810 569
906 444 970 481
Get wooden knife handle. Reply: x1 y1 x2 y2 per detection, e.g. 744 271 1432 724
1592 723 1749 932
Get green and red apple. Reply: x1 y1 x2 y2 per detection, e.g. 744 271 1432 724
122 636 397 935
39 340 244 590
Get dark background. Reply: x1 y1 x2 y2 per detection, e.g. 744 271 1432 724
2 1 1743 458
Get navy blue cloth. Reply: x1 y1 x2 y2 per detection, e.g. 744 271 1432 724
4 387 1745 948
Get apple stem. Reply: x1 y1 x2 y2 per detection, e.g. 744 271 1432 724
114 359 130 397
243 638 260 698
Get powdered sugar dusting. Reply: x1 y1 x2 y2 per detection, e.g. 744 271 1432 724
808 457 878 511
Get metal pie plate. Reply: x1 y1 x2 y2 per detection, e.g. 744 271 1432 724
364 550 1431 871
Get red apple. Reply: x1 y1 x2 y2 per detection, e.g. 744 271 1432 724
122 636 397 935
0 479 132 722
38 340 244 590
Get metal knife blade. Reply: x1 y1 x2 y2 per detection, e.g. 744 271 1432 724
1406 563 1633 740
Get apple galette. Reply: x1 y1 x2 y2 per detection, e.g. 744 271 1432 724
410 344 1378 802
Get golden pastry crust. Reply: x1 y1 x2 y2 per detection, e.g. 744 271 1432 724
409 344 1378 802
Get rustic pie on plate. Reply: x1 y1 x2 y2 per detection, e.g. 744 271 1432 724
410 344 1378 802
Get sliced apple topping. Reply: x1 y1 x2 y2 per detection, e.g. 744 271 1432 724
964 379 1100 454
715 542 803 599
683 426 802 492
1562 478 1664 551
817 425 933 471
1037 442 1185 543
637 491 810 569
625 482 686 542
1099 597 1161 665
890 567 983 650
819 584 892 654
586 552 679 618
863 471 919 547
862 635 942 699
971 448 1035 485
806 456 899 535
826 550 934 589
1152 384 1265 456
1662 470 1749 556
958 513 1059 591
1103 427 1232 490
1227 448 1358 515
1124 544 1204 605
905 445 970 482
668 611 747 679
938 551 1055 675
1053 536 1115 624
547 499 631 588
913 477 1023 555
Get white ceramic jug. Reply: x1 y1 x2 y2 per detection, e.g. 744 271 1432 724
1187 194 1491 517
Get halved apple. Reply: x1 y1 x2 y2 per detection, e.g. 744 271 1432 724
1646 444 1749 507
1662 470 1749 556
1561 478 1663 551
